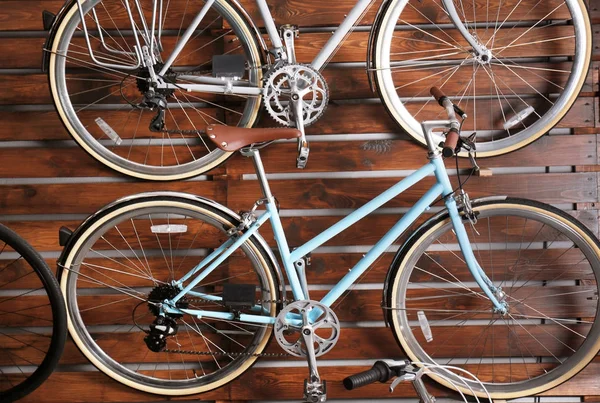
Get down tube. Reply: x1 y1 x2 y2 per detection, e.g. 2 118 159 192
320 183 444 307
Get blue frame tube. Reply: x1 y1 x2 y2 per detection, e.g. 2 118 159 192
319 182 444 308
171 211 271 304
289 163 436 263
430 158 505 312
266 200 307 300
177 237 235 284
165 155 506 323
445 197 506 312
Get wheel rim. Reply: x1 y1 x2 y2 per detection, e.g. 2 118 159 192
391 203 600 397
376 0 591 156
0 225 64 401
50 0 262 179
62 202 276 393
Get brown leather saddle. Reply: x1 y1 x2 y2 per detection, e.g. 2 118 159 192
206 125 302 152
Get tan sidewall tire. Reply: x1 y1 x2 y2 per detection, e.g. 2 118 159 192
373 0 593 157
48 0 262 180
60 200 276 395
389 203 600 399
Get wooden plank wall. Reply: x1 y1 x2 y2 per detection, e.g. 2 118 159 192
1 0 599 402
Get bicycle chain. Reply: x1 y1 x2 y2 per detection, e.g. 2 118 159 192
154 69 210 136
160 298 294 358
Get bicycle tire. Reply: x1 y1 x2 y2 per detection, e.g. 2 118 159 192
48 0 263 181
386 198 600 398
0 223 67 402
59 193 280 395
373 0 592 157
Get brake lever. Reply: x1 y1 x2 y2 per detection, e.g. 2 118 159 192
461 132 479 171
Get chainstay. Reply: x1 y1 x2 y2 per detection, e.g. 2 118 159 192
162 298 293 357
162 348 291 357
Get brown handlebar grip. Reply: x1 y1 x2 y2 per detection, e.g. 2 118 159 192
430 87 447 105
442 128 460 158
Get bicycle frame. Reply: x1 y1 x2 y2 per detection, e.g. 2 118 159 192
164 149 507 325
151 0 482 94
73 0 485 96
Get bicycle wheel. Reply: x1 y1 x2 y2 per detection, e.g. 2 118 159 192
0 224 67 402
48 0 263 180
59 194 279 395
374 0 592 157
387 198 600 398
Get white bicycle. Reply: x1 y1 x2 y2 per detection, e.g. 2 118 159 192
42 0 592 180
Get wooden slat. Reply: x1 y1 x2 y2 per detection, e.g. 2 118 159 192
62 284 594 327
226 133 598 175
0 182 226 215
227 173 599 210
6 208 596 252
16 371 226 402
0 145 228 178
14 361 600 402
0 133 594 178
6 61 591 105
1 99 594 144
3 320 588 367
0 0 580 31
6 22 581 68
230 363 600 399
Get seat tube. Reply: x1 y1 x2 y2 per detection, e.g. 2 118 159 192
247 149 306 300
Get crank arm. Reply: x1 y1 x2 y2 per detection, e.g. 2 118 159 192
291 92 310 169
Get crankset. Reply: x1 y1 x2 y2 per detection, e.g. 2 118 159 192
274 300 340 403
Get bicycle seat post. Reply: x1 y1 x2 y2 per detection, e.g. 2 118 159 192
240 147 274 201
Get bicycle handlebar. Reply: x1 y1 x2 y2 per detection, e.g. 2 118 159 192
430 86 448 106
343 361 394 390
430 87 460 157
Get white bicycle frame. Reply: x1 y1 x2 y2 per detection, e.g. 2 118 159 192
75 0 485 95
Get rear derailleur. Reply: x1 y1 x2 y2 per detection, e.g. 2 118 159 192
144 315 179 352
143 284 189 352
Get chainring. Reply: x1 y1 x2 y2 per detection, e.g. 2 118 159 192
274 300 340 358
263 64 329 127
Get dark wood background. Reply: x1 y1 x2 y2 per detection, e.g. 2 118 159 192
1 0 600 401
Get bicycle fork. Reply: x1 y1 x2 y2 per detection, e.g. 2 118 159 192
431 157 508 314
441 0 492 62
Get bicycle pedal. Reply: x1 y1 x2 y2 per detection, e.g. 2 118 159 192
222 283 256 308
304 379 327 403
297 145 310 169
212 54 246 79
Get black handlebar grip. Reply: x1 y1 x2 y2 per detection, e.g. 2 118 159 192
442 128 460 158
343 361 392 390
430 86 448 106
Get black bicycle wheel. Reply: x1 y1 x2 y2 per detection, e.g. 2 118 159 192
0 223 67 402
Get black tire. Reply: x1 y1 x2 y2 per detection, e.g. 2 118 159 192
0 223 67 402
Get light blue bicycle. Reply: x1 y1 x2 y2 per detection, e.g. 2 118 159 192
57 88 600 400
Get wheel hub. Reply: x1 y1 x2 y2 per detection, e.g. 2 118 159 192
147 284 188 317
135 63 177 98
